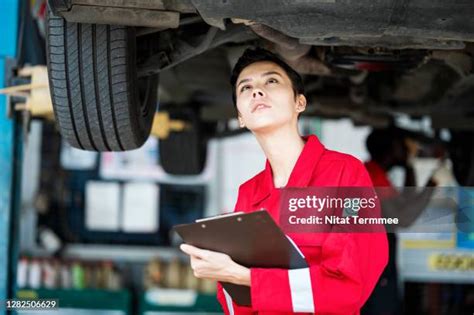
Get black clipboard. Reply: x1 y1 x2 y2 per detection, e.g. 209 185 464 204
173 210 307 306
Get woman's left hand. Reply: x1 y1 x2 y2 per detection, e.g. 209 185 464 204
180 244 251 286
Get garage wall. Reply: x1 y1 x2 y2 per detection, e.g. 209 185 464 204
219 133 266 213
320 118 371 162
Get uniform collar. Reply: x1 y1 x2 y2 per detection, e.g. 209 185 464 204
251 134 325 205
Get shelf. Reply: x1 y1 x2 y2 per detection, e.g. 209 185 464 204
399 248 474 284
139 289 221 314
63 244 186 263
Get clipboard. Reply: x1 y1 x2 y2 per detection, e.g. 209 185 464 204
173 210 307 306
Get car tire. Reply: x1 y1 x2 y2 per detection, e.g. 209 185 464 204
159 107 207 175
46 10 158 151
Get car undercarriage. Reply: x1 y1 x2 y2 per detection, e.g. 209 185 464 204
46 0 474 181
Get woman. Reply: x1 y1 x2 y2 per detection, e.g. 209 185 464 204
180 48 388 315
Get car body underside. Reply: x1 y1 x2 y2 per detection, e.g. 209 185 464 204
49 0 474 129
45 0 474 180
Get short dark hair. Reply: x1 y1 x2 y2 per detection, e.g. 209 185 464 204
366 127 405 160
230 48 304 107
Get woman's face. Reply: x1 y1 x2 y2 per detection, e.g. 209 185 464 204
235 61 306 133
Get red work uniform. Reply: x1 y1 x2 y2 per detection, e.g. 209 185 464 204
364 160 398 199
216 135 388 315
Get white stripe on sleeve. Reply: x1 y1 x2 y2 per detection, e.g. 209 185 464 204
223 288 235 315
288 268 315 313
